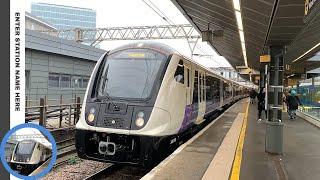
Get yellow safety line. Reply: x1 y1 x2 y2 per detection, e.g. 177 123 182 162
230 101 249 180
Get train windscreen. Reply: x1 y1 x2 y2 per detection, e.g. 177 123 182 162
97 49 167 99
16 141 36 155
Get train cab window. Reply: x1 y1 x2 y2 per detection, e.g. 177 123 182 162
174 60 184 84
15 141 36 155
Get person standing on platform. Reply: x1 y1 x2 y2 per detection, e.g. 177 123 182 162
249 89 257 104
257 88 266 122
286 89 301 120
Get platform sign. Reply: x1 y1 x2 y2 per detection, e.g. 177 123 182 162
260 55 271 63
305 0 318 16
201 30 213 42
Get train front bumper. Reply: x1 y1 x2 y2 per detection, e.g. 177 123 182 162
75 129 163 165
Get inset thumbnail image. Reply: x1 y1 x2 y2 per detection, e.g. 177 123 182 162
1 124 57 179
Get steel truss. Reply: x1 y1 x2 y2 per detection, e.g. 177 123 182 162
39 24 201 48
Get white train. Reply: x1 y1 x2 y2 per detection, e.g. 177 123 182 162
75 42 249 166
10 138 52 174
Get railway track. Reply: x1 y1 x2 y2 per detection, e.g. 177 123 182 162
52 136 77 169
83 164 115 180
83 164 149 180
29 129 76 175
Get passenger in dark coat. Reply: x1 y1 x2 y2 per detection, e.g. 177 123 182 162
249 89 257 104
257 88 266 121
286 90 301 120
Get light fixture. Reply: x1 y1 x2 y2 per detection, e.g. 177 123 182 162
137 42 144 47
232 0 248 67
135 111 145 127
241 42 246 51
239 31 245 43
292 42 320 62
87 107 96 123
233 0 241 11
235 11 243 30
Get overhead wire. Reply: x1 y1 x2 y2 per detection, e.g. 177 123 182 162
141 0 175 25
141 0 225 70
146 0 176 25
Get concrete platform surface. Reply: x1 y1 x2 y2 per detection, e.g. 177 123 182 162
142 100 320 180
283 112 320 180
142 99 247 180
240 103 320 180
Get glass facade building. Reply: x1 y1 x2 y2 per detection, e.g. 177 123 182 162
293 77 320 121
31 3 96 44
290 52 320 121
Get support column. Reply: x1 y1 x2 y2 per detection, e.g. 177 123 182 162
265 45 284 155
268 46 284 122
259 63 267 89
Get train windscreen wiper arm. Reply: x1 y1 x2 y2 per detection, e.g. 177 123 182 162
98 75 119 109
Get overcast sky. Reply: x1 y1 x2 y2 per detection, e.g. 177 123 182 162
25 0 231 67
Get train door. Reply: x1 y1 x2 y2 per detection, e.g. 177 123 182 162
191 70 199 121
184 64 191 105
196 71 206 124
220 79 223 107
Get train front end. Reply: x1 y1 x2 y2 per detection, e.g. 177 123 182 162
10 140 39 173
75 43 173 166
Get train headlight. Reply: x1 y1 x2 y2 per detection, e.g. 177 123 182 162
137 111 145 118
26 158 30 162
87 113 95 122
135 117 145 127
89 107 95 114
13 157 17 161
135 111 145 127
87 107 95 123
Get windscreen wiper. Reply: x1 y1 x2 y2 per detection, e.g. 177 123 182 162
98 74 118 109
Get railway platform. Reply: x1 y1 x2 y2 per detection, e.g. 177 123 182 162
141 98 320 180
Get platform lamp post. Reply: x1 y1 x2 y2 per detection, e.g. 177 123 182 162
265 46 285 155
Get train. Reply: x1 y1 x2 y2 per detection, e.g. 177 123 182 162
10 138 52 174
75 42 250 167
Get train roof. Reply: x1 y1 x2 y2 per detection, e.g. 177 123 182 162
13 127 52 149
18 139 52 149
109 41 179 56
108 42 251 88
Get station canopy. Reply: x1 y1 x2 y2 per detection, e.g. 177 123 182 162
171 0 320 73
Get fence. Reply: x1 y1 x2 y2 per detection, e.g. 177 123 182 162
25 95 82 129
26 95 79 107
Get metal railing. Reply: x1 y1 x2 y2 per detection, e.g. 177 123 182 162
25 96 81 129
26 95 78 107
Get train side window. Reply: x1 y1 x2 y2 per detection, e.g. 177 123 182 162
199 73 202 102
193 70 199 104
213 77 220 103
202 74 205 101
174 60 184 84
186 68 190 87
206 76 213 101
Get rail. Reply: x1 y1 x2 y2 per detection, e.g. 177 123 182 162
83 164 117 180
